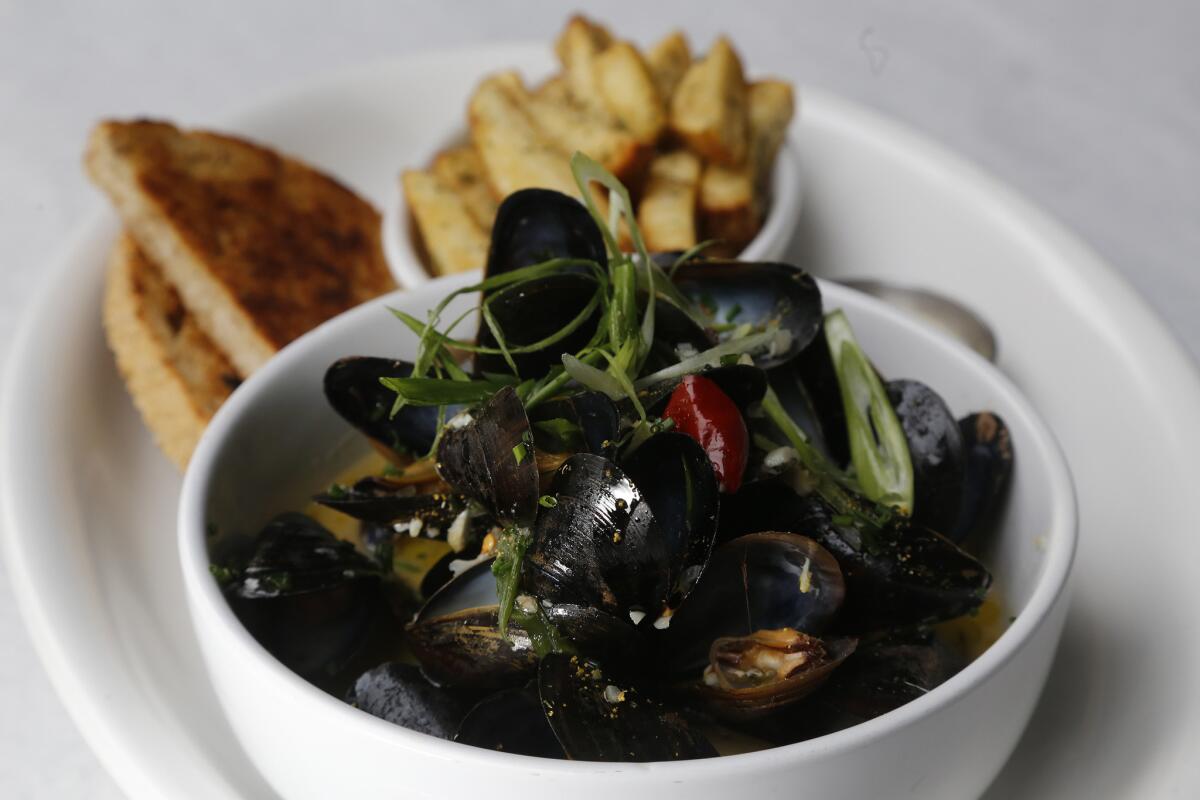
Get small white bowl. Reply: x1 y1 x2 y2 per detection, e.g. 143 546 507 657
180 276 1075 800
383 137 804 286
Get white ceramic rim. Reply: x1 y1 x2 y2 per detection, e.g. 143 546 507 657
382 135 804 287
178 273 1077 776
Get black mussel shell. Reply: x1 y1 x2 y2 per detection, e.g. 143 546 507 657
455 686 564 758
523 452 666 619
219 513 381 679
635 363 768 420
642 296 717 374
888 379 966 534
314 477 463 524
528 390 620 458
722 486 991 633
951 412 1014 544
621 432 720 607
436 386 539 528
766 328 845 464
524 434 719 622
661 532 845 676
345 662 471 738
407 605 540 690
696 632 858 722
475 273 604 379
324 357 455 458
538 653 717 761
671 261 823 368
485 188 606 278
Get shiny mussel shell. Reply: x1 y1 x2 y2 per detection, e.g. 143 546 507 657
436 385 539 527
523 432 719 621
455 686 564 758
324 357 453 458
670 261 823 369
485 188 606 278
661 532 845 675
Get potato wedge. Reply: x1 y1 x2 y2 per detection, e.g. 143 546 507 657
554 15 613 115
593 41 667 144
638 150 701 252
747 79 795 184
669 37 749 166
646 30 691 103
431 145 499 232
402 170 489 276
507 78 643 183
699 162 758 253
467 73 578 198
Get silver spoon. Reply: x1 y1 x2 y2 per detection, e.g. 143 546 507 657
838 279 997 362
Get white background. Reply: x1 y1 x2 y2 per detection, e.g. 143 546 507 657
1 1 1196 796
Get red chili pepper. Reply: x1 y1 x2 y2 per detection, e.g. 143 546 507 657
662 375 749 493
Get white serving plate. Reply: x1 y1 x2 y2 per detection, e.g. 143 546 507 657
3 43 1200 799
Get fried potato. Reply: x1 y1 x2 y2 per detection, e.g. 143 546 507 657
747 79 795 185
593 41 667 144
402 170 490 276
554 15 614 115
638 150 701 252
669 37 749 166
467 73 578 198
646 30 691 103
431 145 499 232
698 162 758 253
508 78 643 182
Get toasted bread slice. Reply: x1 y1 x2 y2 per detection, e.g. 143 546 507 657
402 169 490 276
670 37 749 166
85 120 395 377
103 233 239 469
639 150 701 252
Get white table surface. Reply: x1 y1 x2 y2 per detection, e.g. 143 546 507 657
1 1 1196 797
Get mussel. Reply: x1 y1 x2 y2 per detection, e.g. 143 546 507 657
436 385 539 527
887 379 966 534
455 686 564 758
485 188 606 278
527 390 621 459
697 630 857 721
670 261 823 368
216 513 382 678
324 357 453 459
661 532 845 676
538 653 717 761
522 432 719 623
345 662 471 738
951 412 1013 544
718 483 991 632
314 476 462 524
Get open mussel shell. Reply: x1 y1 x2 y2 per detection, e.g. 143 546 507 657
485 188 606 278
528 390 620 459
951 411 1014 544
454 686 564 758
696 631 858 722
324 357 455 459
218 513 381 679
345 662 471 739
765 328 845 464
524 433 719 622
475 273 604 379
538 653 717 761
314 477 462 524
436 385 539 528
888 379 966 534
661 532 845 676
670 261 823 368
722 484 991 632
642 295 717 374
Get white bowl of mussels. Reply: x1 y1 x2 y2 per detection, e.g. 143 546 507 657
180 199 1076 800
